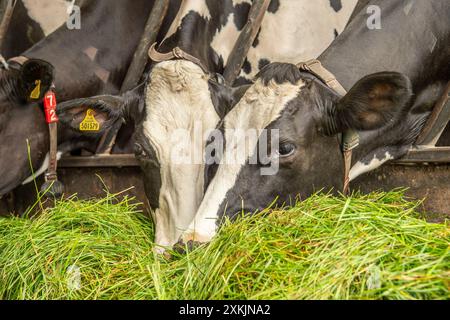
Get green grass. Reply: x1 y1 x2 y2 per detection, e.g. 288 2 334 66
0 190 448 300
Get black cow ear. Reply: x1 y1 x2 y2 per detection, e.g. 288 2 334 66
327 72 412 134
20 59 54 102
57 86 143 135
57 95 124 135
208 79 250 119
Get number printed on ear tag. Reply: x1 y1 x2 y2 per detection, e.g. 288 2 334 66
43 91 58 123
30 80 41 99
80 108 100 132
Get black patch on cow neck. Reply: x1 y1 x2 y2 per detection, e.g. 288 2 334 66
252 28 261 47
233 2 251 30
258 59 271 72
329 0 342 12
242 58 252 74
268 0 280 13
334 28 339 38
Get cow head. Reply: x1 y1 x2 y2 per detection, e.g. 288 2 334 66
0 59 54 196
58 62 248 251
181 62 413 244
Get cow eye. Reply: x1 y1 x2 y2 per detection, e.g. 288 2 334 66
278 142 296 157
134 143 146 157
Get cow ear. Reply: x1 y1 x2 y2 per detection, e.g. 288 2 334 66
20 59 54 102
326 72 412 134
57 86 143 135
208 78 250 119
57 95 124 135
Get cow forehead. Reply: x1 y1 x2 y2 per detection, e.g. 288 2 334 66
220 77 304 178
142 60 218 160
224 78 304 134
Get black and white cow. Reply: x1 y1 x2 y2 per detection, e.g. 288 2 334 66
234 0 358 84
181 0 450 244
57 0 359 250
2 0 74 59
0 0 176 196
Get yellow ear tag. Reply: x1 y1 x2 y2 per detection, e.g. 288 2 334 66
79 109 100 132
30 80 41 99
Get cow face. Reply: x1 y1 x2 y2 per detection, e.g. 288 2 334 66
137 61 224 250
58 62 247 251
0 60 54 196
181 62 413 244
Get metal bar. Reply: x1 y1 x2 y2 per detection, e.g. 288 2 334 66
95 0 170 155
61 147 450 168
120 0 170 93
61 148 450 167
415 82 450 146
394 147 450 164
223 0 271 85
59 154 139 168
0 0 17 53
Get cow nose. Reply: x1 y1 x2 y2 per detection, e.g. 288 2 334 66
173 239 203 254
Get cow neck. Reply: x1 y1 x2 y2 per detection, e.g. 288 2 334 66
296 59 359 195
318 1 448 92
148 42 210 76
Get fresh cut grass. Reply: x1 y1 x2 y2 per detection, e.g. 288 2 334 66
0 190 448 300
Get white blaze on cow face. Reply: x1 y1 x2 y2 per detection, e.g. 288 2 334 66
22 0 73 36
241 0 358 79
143 60 220 250
181 78 305 244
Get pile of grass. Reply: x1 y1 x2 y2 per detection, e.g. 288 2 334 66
0 190 448 300
0 197 156 299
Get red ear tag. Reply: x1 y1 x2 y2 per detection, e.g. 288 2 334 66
43 91 59 124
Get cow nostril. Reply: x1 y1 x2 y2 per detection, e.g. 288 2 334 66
173 240 203 254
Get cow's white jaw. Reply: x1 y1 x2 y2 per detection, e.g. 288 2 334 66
181 208 218 245
22 151 63 185
181 226 217 244
144 60 220 250
153 207 181 253
349 151 394 182
151 166 210 249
